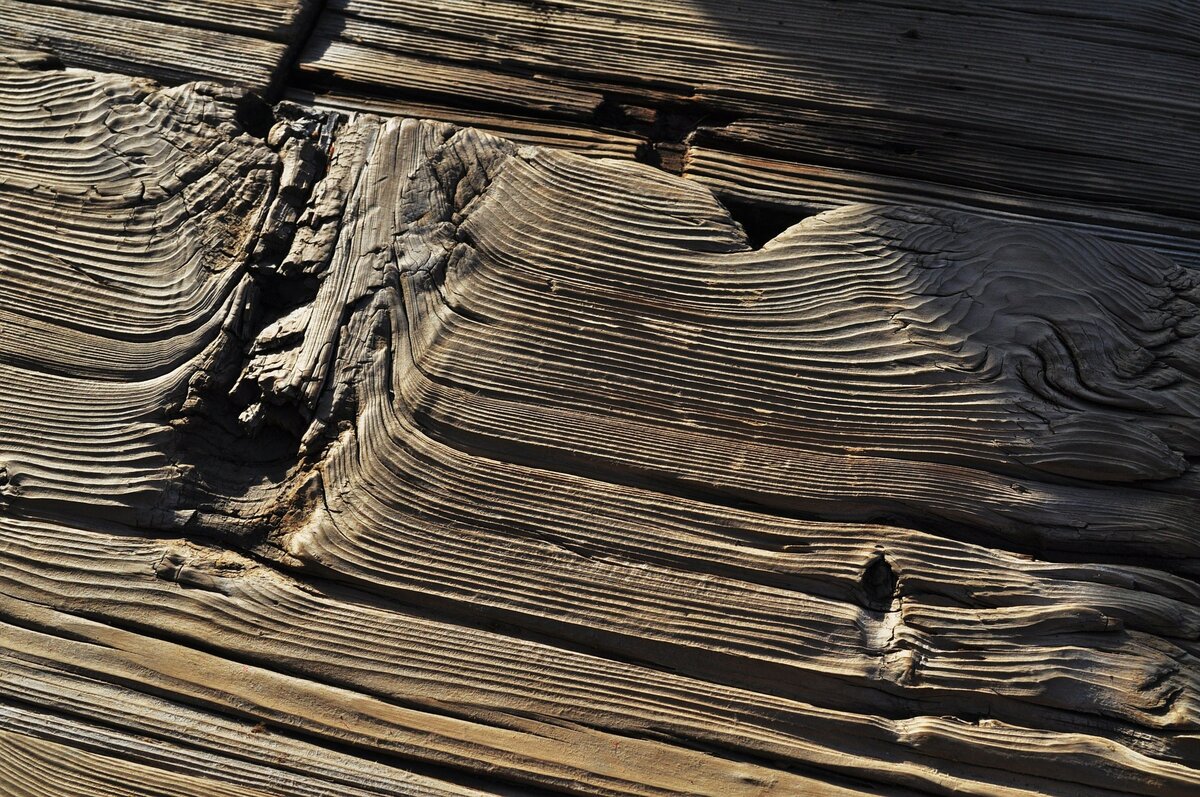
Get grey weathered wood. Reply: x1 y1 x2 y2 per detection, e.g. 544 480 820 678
2 45 1200 796
0 0 317 95
294 0 1200 266
19 0 314 40
683 142 1200 270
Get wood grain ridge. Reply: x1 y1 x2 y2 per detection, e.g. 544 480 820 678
1 54 1199 796
292 0 1200 271
0 0 318 96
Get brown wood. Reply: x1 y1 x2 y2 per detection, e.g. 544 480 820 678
1 2 1199 794
0 0 316 95
294 0 1200 263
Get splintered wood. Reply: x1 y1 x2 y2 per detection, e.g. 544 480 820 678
2 48 1200 797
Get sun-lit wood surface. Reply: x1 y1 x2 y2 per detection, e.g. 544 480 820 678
1 3 1199 794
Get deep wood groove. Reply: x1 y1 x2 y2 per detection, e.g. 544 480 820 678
1 3 1199 795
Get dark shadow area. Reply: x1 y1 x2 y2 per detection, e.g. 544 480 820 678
721 194 817 249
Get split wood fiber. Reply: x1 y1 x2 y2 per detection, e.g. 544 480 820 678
1 46 1199 797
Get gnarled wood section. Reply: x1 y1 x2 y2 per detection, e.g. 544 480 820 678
294 0 1200 267
0 0 316 95
3 56 1200 796
0 51 287 524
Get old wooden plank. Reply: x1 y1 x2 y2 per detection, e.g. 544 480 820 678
1 592 889 797
3 49 1200 797
690 112 1200 223
296 0 1200 222
10 0 312 40
0 700 497 797
0 0 312 95
286 88 646 159
196 109 1200 788
2 513 1195 795
0 730 279 797
301 24 603 118
682 144 1200 270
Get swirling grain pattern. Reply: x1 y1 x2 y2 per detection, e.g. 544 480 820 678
1 53 1199 796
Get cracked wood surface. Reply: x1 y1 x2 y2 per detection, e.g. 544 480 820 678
1 14 1200 797
293 0 1200 268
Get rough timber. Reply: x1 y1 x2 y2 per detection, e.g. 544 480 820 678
1 2 1199 796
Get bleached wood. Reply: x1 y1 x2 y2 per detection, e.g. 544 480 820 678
1 44 1199 797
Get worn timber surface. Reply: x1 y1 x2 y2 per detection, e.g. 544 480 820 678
295 0 1200 265
2 2 1200 796
0 0 317 96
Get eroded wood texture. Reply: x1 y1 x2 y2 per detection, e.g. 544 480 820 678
0 0 317 95
293 0 1200 267
3 52 1200 797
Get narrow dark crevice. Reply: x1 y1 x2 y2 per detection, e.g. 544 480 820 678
168 276 319 549
291 60 593 126
227 91 279 138
268 0 333 103
720 194 819 248
169 105 336 549
593 95 740 175
860 553 899 612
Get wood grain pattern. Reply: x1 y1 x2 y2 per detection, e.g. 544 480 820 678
287 88 646 160
2 28 1200 797
294 0 1200 266
682 142 1200 271
19 0 313 40
0 730 293 797
0 0 315 95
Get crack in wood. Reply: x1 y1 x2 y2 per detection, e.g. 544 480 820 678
3 38 1200 797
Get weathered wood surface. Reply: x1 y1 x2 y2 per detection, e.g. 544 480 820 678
0 0 317 95
294 0 1200 267
2 41 1200 795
